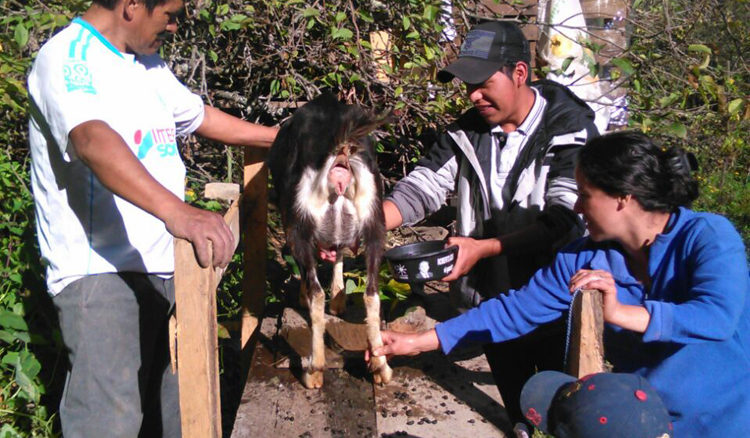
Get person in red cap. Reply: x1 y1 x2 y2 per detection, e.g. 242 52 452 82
381 20 600 426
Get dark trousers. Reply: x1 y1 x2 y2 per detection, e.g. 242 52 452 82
53 273 181 438
483 318 567 425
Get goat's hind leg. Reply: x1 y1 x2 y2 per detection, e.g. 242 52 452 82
300 267 326 389
290 227 326 388
362 237 392 384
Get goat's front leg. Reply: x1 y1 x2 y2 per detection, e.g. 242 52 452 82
329 252 346 316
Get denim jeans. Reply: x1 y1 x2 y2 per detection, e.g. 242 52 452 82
53 273 181 438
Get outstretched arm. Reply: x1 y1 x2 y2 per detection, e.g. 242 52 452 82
195 105 277 148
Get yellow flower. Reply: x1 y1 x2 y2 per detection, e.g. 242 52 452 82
550 34 575 58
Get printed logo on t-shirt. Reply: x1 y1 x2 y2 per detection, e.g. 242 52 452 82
63 61 96 94
135 128 177 159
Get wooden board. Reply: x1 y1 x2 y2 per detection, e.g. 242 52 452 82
240 147 268 354
174 238 221 438
566 289 607 378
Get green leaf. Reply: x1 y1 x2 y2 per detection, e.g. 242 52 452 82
302 7 319 18
0 423 24 438
283 255 299 276
610 57 634 75
561 56 574 73
666 122 687 139
358 10 374 23
688 44 712 54
208 50 218 63
423 4 440 21
330 27 353 41
334 11 346 24
217 323 230 339
14 350 41 402
14 23 28 48
727 98 744 116
345 279 356 295
0 310 28 331
402 15 411 31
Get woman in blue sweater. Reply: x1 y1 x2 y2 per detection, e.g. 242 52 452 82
372 131 750 436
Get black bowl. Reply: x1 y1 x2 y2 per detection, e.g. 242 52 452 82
384 240 458 283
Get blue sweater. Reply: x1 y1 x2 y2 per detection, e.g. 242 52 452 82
436 208 750 436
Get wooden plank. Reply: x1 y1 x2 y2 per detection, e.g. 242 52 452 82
174 238 222 438
204 182 240 202
240 147 268 352
174 197 242 437
566 289 606 378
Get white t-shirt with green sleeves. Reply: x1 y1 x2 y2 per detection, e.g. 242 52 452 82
28 18 205 295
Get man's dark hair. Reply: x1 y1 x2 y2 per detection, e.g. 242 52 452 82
93 0 170 12
578 131 699 212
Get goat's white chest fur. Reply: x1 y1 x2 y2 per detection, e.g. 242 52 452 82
294 156 378 249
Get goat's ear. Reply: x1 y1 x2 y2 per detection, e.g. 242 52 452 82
345 110 392 143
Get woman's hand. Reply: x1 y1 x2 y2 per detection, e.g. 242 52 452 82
568 269 650 332
366 329 440 361
441 237 501 282
569 269 621 322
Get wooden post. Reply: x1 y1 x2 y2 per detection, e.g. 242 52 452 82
174 196 242 438
566 289 606 378
174 239 221 438
240 147 268 354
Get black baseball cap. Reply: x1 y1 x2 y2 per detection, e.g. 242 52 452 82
437 21 531 85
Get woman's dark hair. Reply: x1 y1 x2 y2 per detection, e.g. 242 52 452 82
577 131 699 212
93 0 169 12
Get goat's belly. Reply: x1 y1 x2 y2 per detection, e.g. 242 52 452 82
312 198 360 248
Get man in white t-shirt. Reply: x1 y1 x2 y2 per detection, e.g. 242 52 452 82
27 0 277 436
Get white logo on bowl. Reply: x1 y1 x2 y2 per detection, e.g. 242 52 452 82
443 264 454 274
395 264 408 279
437 254 454 266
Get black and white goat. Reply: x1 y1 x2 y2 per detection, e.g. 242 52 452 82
267 94 392 389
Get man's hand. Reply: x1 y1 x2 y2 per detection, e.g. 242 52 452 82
164 203 235 268
441 236 501 282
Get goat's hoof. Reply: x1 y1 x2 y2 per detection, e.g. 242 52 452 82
329 293 347 316
372 363 393 385
302 370 324 389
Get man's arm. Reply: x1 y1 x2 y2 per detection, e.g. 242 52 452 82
195 105 277 148
70 120 234 268
383 200 404 231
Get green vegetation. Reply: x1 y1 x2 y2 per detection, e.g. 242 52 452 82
0 0 747 435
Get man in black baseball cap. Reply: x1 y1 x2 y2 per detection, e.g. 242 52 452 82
437 21 531 85
381 20 599 429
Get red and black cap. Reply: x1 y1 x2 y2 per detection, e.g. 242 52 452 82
520 371 673 438
437 21 531 85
